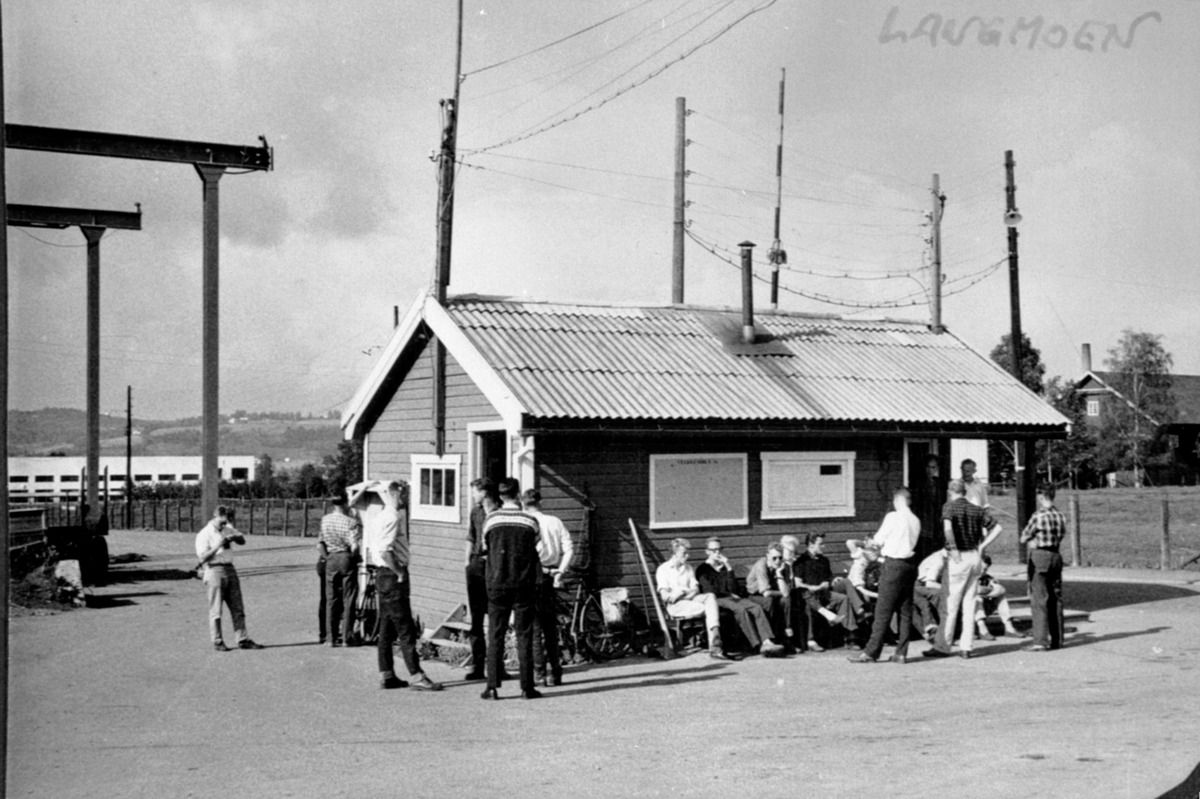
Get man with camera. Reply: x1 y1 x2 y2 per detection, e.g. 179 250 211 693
194 505 264 652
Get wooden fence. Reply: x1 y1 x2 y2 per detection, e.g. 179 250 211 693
106 498 333 537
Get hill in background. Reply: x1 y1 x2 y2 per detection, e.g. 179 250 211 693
8 408 342 465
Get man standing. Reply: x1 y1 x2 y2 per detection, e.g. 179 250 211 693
321 495 361 647
194 506 264 652
743 543 792 655
695 538 784 657
1019 484 1067 651
656 538 733 660
522 488 575 687
848 487 921 664
366 481 442 691
914 454 947 562
961 459 989 508
316 538 328 644
481 478 542 700
463 478 496 681
924 479 1002 660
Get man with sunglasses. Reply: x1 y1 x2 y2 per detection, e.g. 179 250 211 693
745 543 794 656
695 538 785 657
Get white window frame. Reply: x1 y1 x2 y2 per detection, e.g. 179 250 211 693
410 453 462 524
760 451 857 520
1086 399 1100 417
649 453 748 530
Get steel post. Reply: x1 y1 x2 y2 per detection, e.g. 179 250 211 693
196 165 226 520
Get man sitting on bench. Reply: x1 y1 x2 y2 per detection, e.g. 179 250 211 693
656 538 735 661
696 538 786 657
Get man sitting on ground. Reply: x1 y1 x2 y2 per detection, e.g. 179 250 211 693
656 538 735 661
794 533 857 651
973 554 1026 640
695 538 785 657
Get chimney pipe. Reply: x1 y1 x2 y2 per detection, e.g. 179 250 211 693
739 241 756 344
1081 343 1092 373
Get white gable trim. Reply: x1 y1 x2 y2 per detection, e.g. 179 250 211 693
341 292 527 440
422 296 526 431
341 290 428 440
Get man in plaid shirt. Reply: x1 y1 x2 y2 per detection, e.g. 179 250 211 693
1019 484 1068 651
321 495 362 647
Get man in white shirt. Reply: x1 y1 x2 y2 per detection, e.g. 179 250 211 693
364 481 442 692
194 506 263 651
848 487 922 664
522 489 575 686
655 538 732 660
961 459 989 508
913 548 948 642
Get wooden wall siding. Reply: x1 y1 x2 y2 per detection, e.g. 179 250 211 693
536 433 902 591
365 335 504 628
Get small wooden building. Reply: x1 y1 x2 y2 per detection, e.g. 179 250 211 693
342 293 1068 628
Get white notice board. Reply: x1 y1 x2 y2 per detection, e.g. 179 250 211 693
649 453 748 530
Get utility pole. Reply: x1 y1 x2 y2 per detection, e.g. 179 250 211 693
1005 149 1035 560
930 174 944 333
672 97 687 304
768 69 787 310
431 0 464 457
1 12 11 788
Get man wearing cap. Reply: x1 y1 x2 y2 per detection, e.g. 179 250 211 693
849 487 922 664
924 479 1002 660
321 494 361 647
522 488 575 686
366 481 442 692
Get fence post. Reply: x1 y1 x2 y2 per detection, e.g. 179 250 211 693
190 501 196 532
284 501 291 536
1160 496 1171 570
265 501 272 536
249 499 255 535
1068 494 1081 567
302 501 310 537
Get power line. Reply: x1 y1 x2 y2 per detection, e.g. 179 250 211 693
459 160 672 208
463 0 663 77
465 0 779 155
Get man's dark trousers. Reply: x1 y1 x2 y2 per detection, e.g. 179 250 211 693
532 570 563 681
746 594 791 642
325 551 358 643
375 567 422 676
465 555 488 670
863 557 916 660
316 555 327 641
717 596 776 649
1028 548 1064 649
487 586 535 692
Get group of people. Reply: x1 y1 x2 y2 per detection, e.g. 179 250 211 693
652 458 1068 665
194 455 1067 689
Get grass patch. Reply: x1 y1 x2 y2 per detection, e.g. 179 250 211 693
989 486 1200 569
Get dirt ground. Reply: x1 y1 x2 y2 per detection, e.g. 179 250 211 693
7 530 1200 799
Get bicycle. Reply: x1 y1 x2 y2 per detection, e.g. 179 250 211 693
554 570 640 663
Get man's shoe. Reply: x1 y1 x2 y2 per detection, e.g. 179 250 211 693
806 640 824 653
1027 644 1049 652
923 648 951 658
536 675 549 687
846 642 863 651
464 670 486 681
761 643 786 658
480 688 499 700
238 640 265 650
213 642 231 652
330 640 343 648
1004 630 1031 639
960 650 972 659
977 631 995 641
380 676 409 690
847 653 876 664
409 675 443 692
522 688 543 700
547 675 562 687
709 649 733 661
318 636 327 645
889 654 907 664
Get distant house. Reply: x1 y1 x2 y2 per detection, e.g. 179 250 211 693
342 293 1068 629
7 455 257 503
1077 344 1200 482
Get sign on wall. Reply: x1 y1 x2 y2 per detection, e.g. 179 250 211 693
649 453 748 529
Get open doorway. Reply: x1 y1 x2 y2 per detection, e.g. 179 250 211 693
474 429 508 485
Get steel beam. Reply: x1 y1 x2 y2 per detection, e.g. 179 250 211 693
6 203 142 230
5 125 272 171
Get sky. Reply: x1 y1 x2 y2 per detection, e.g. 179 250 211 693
5 0 1199 420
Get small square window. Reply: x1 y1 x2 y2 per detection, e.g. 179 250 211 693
1086 400 1100 417
231 468 249 480
411 454 461 524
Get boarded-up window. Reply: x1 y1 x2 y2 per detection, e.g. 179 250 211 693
649 453 748 530
410 454 462 524
761 451 856 519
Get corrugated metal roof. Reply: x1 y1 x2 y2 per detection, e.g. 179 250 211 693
445 299 1067 428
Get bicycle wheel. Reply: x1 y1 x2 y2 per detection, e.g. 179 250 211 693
578 595 632 661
